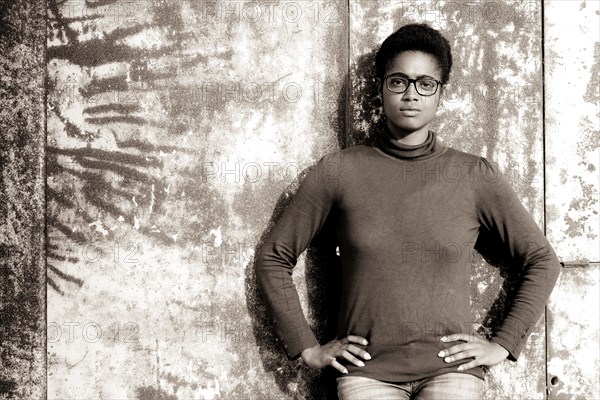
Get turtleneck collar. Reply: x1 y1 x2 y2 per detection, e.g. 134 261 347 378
373 127 444 161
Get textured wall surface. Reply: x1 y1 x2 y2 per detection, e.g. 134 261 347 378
0 0 597 398
544 1 599 264
0 0 46 398
544 1 600 399
46 0 346 398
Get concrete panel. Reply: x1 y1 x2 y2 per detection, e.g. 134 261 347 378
46 0 347 398
544 1 600 399
0 0 47 398
544 0 599 264
546 264 600 400
349 1 546 399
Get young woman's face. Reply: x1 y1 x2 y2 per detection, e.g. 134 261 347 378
380 51 443 139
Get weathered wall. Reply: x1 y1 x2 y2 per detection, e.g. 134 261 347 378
0 0 597 398
46 0 346 398
544 1 600 399
0 0 46 398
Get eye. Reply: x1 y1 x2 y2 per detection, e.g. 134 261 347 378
388 77 407 87
417 79 436 89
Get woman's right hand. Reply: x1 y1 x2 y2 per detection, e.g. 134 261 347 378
300 335 371 374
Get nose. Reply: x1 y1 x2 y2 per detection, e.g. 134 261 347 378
401 81 420 101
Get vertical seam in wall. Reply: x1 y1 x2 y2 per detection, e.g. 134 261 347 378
345 0 350 148
540 1 549 399
541 3 548 258
44 0 49 395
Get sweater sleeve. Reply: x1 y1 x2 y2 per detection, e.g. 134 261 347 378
473 157 560 361
255 150 342 360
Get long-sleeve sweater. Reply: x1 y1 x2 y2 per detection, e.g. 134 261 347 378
255 128 561 383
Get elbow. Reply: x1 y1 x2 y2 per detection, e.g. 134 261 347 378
254 241 295 283
522 241 561 282
545 246 562 287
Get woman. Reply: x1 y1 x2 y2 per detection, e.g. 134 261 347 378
255 23 560 399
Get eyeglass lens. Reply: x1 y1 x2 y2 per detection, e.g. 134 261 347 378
387 77 438 96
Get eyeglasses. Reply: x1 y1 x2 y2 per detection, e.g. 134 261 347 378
384 74 442 96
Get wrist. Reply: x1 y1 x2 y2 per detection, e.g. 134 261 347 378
491 341 510 359
300 344 320 363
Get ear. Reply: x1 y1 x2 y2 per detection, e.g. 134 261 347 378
376 77 382 97
376 78 385 110
436 85 444 104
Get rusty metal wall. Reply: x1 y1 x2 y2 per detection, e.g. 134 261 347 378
0 0 597 398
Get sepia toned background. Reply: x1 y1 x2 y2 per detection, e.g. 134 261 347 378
0 0 598 399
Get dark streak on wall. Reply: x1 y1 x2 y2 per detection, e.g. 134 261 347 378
0 0 46 398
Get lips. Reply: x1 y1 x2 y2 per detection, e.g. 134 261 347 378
399 108 421 116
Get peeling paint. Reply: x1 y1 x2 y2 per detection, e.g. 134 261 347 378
547 265 600 399
209 227 223 248
545 0 600 262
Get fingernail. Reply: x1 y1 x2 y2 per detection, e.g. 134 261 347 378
343 369 348 374
440 336 447 342
444 357 451 363
363 340 369 345
364 354 371 360
357 361 365 367
437 351 444 357
457 366 463 371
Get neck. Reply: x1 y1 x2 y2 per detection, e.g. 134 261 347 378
374 126 444 161
386 122 430 145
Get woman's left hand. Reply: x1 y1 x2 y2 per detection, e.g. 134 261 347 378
437 333 509 371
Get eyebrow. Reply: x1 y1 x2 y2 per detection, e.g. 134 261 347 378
386 72 437 80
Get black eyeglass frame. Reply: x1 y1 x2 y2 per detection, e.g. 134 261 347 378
383 74 443 96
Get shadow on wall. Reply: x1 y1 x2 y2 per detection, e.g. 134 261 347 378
244 50 383 400
473 228 526 351
245 49 519 399
45 2 238 397
244 179 341 399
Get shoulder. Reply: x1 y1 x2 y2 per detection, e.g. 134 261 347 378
441 145 481 163
336 144 374 159
314 144 373 171
439 145 502 178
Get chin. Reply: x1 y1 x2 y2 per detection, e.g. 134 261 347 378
390 121 426 133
